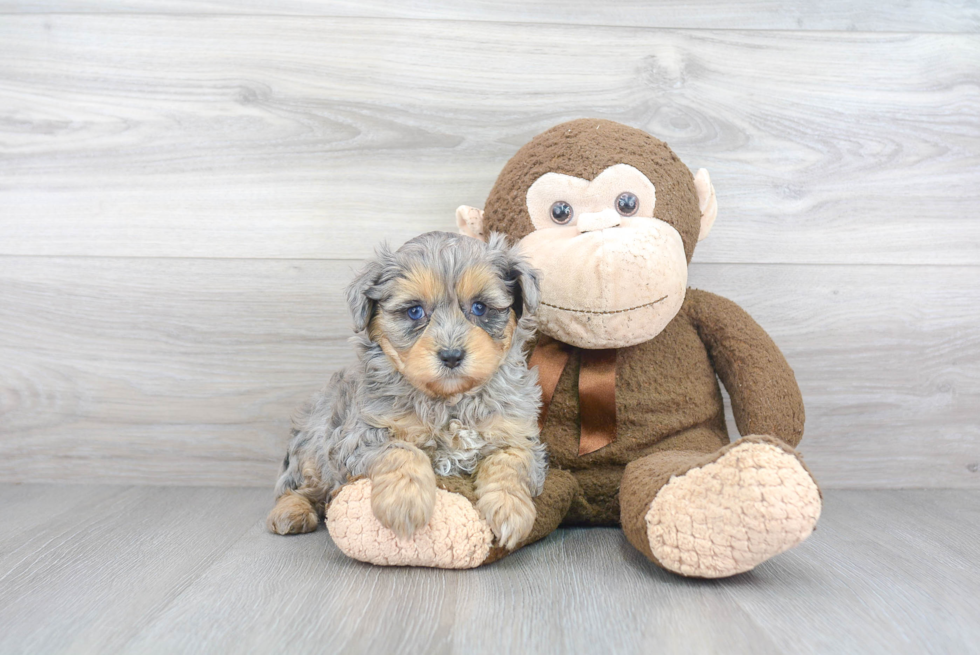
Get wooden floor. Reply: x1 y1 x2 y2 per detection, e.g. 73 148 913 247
0 486 976 655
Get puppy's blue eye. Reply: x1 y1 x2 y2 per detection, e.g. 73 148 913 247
407 305 425 320
471 302 487 317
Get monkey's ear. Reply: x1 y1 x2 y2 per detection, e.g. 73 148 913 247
345 251 388 333
694 168 718 242
456 205 487 241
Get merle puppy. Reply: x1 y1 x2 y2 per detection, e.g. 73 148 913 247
267 231 545 550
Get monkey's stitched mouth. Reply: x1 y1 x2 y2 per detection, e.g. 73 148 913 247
540 295 667 316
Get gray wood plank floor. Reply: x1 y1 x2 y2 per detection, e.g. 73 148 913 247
0 486 976 655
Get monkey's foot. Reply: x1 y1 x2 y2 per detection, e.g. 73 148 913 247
645 437 822 578
326 479 493 569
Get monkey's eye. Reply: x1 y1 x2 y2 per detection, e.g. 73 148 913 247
550 201 574 225
470 301 487 317
407 305 425 321
616 192 639 217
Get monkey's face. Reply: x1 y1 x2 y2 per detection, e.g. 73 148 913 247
458 120 717 350
517 164 688 349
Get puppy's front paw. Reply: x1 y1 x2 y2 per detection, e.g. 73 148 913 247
266 491 319 535
370 469 437 540
476 489 536 550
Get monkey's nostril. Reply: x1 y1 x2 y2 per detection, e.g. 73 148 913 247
438 348 465 369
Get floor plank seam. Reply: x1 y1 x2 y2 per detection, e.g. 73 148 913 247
0 13 974 37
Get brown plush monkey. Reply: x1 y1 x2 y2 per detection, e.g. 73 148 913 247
327 119 821 577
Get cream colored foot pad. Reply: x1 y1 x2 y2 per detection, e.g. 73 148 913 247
645 440 821 578
326 479 493 569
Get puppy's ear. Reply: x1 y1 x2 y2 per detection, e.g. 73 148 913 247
508 256 540 320
488 232 540 320
345 248 389 333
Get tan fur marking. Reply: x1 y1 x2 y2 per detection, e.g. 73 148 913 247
267 454 328 535
376 315 516 399
400 333 451 395
267 491 320 535
483 415 537 443
376 413 431 446
420 315 514 397
369 444 437 539
459 314 516 391
374 332 406 369
373 325 447 398
455 265 496 303
400 266 445 306
475 447 537 549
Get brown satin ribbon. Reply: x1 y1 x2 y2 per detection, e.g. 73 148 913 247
528 337 618 457
528 336 571 432
577 348 617 456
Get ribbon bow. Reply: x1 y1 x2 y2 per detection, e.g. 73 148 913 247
528 336 617 456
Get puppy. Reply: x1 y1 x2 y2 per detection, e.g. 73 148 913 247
266 231 546 550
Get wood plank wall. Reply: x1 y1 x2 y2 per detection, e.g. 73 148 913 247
1 3 978 488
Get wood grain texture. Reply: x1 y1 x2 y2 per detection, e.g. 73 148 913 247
2 256 977 488
727 490 980 654
0 257 356 487
1 17 979 264
0 0 977 33
0 485 269 654
0 484 120 557
0 486 977 654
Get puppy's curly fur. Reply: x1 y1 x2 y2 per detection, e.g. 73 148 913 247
267 231 546 549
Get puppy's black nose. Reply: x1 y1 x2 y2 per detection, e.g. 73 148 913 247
438 348 465 369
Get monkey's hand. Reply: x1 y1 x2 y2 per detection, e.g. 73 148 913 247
368 445 437 540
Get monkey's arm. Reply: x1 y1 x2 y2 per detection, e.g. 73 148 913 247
683 288 805 447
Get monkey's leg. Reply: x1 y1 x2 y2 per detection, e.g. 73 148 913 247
326 469 577 569
620 435 822 578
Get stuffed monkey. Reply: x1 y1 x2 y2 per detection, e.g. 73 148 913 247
327 119 821 577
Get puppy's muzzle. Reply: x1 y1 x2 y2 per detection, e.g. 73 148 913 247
438 348 466 369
